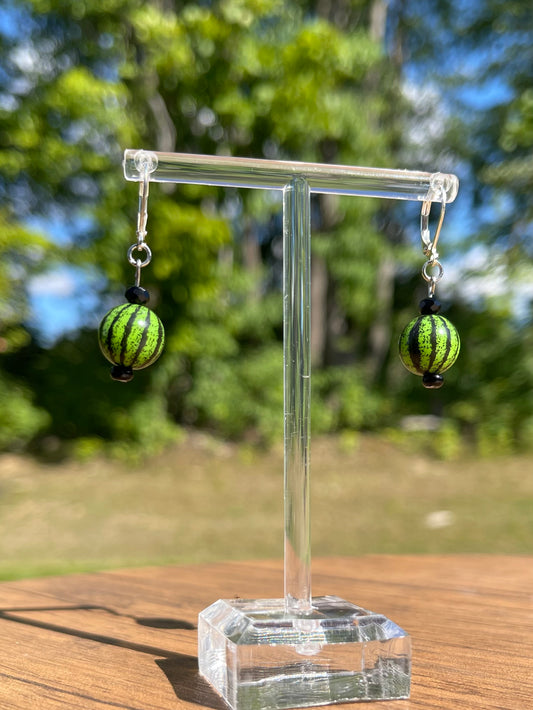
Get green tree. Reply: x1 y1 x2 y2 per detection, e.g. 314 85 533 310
1 0 404 452
0 214 51 448
386 0 533 453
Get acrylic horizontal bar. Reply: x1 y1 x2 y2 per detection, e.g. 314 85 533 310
123 149 459 203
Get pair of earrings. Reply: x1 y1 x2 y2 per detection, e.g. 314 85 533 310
99 168 459 388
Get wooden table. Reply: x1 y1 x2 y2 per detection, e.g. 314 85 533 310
0 556 531 709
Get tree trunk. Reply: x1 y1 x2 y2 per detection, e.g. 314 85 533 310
366 0 400 382
311 254 328 366
368 252 395 381
242 219 262 302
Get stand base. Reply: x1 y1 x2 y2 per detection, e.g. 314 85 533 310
198 596 411 710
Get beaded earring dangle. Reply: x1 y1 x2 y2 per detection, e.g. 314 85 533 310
398 185 460 389
98 157 165 382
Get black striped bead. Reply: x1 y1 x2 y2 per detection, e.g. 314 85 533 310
98 304 165 380
398 314 460 387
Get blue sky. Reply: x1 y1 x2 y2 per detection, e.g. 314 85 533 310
24 213 107 344
27 265 105 345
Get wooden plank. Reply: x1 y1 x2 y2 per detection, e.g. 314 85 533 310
0 556 531 709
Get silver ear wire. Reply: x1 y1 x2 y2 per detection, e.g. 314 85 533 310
136 162 150 244
420 184 447 297
127 153 157 287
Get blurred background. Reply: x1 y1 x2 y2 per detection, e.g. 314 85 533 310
1 0 533 579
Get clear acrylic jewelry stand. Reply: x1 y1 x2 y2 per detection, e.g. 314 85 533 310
124 149 459 710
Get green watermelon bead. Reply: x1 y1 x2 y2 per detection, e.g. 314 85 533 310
99 303 165 382
399 312 460 389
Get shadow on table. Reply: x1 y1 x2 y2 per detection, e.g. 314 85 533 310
157 657 227 709
0 605 225 708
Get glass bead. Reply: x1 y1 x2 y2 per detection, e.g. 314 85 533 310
419 297 441 315
422 372 444 389
125 286 150 305
110 364 134 382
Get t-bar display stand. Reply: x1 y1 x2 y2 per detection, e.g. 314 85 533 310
123 149 459 710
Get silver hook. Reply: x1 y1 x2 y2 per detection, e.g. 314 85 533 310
420 181 447 297
420 183 446 265
136 164 150 245
128 151 157 288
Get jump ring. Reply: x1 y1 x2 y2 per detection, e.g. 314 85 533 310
127 243 152 268
422 259 443 284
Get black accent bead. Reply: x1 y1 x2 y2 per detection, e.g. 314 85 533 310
422 372 444 389
110 365 134 382
125 286 150 305
419 297 441 315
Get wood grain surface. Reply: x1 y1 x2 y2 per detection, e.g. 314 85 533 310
0 556 531 709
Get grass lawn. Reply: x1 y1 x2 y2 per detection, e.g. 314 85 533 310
1 432 532 580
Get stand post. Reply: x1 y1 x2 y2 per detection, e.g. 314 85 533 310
283 177 312 614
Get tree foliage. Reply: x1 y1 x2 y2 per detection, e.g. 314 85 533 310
387 0 533 454
2 0 533 457
1 0 403 454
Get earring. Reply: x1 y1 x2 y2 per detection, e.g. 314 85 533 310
98 154 164 382
398 185 460 389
